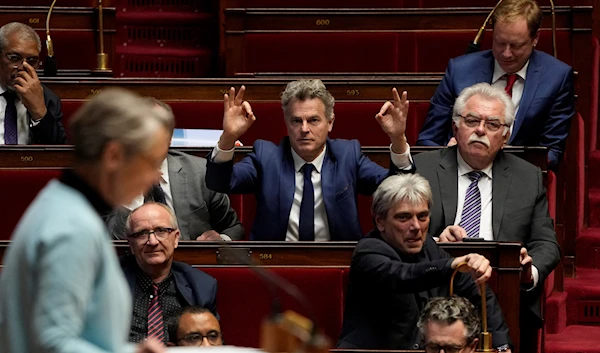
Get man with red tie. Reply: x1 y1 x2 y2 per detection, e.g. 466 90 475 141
0 22 66 144
416 0 574 169
120 202 218 345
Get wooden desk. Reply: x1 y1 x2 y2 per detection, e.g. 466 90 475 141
0 145 548 170
0 240 523 352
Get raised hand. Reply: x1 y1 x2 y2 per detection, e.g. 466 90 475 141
375 88 409 153
13 62 47 121
452 253 492 286
219 85 256 150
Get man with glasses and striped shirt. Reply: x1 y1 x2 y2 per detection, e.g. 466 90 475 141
121 202 219 345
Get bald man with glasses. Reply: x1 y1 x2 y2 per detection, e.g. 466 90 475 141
121 202 219 345
0 22 66 144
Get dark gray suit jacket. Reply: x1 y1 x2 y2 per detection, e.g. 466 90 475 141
105 150 244 240
412 146 560 324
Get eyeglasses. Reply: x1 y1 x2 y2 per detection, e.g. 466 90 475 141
128 227 175 242
177 331 223 346
5 53 40 68
424 343 470 353
459 115 508 132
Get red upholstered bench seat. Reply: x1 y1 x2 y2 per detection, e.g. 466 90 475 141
238 31 572 74
201 267 345 348
60 101 431 146
0 169 62 240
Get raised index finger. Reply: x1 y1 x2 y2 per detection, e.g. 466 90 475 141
23 62 38 80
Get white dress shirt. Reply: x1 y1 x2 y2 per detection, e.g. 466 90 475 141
212 142 411 242
126 158 173 211
0 86 33 144
491 60 529 136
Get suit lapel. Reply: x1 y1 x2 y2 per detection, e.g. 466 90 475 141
510 52 541 143
321 152 336 238
492 152 511 240
479 54 495 84
279 150 296 239
168 154 189 239
438 148 459 225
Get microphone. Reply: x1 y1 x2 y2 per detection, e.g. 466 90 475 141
44 0 58 76
465 0 504 55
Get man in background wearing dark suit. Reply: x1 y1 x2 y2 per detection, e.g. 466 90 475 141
417 0 574 168
0 22 66 144
121 202 218 345
337 174 511 351
206 79 411 241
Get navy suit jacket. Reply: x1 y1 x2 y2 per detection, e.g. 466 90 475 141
206 137 396 241
417 50 575 168
120 256 218 318
30 84 67 144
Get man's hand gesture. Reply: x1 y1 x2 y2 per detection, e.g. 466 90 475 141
452 253 492 286
219 85 255 150
14 62 47 121
375 88 409 154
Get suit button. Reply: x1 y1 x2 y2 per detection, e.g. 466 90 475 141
413 343 420 349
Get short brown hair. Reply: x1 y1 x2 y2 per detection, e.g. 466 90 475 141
492 0 542 38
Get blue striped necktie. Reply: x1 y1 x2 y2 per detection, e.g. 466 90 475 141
459 171 486 238
3 91 18 144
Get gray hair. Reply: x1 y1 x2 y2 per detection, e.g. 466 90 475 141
281 79 335 121
452 83 515 136
417 296 481 344
0 22 42 53
371 174 433 220
69 88 175 164
125 202 179 236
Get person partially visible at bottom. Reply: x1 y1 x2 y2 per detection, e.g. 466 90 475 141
417 296 482 353
167 306 223 347
0 88 172 353
336 174 511 351
122 202 218 344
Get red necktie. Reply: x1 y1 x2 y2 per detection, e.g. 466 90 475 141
504 74 518 97
147 284 165 342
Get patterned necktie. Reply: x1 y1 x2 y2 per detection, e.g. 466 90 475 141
144 184 167 205
459 171 486 238
147 284 165 342
298 163 315 241
504 74 518 97
3 91 18 144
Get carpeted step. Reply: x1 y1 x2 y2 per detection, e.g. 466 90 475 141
546 292 568 334
589 151 600 189
590 189 600 228
546 325 600 353
564 267 600 325
576 228 600 268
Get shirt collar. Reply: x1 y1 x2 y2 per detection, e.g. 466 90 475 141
291 145 327 173
160 157 169 185
60 169 113 216
492 59 529 84
456 150 493 179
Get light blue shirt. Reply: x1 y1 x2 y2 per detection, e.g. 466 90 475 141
0 180 135 353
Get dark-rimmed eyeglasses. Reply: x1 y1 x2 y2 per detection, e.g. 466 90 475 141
128 227 175 242
5 53 40 68
459 115 508 132
424 342 471 353
176 331 223 346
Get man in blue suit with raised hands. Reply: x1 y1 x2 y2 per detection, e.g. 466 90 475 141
206 79 411 241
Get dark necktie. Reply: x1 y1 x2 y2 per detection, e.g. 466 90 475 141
3 91 18 144
504 74 518 97
298 163 315 241
147 284 165 342
459 171 486 238
144 184 167 205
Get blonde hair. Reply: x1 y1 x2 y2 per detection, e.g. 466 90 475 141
492 0 542 38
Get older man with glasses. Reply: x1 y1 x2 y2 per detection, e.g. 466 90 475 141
0 22 66 144
121 202 219 345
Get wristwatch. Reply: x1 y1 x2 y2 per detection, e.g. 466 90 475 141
497 344 510 352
